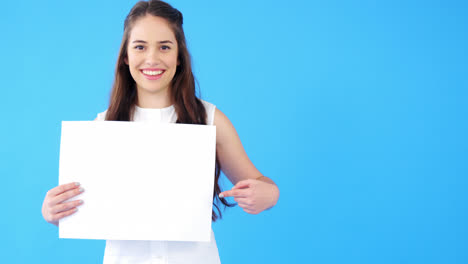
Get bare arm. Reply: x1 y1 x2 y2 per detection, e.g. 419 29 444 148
215 108 279 214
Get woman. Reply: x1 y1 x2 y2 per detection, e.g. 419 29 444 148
42 0 279 263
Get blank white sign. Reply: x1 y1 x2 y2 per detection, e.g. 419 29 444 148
58 121 216 242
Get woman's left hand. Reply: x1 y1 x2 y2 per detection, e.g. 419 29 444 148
219 179 279 214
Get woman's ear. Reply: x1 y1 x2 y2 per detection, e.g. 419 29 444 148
124 56 129 65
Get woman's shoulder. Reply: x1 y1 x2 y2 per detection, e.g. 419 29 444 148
200 99 215 110
95 110 108 121
200 99 216 125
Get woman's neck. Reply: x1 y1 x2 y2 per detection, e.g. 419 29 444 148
136 89 173 109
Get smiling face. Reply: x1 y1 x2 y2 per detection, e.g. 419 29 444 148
125 15 179 100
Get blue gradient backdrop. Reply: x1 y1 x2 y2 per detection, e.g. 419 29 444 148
1 0 467 263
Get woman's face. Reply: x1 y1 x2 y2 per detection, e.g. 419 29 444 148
125 15 179 97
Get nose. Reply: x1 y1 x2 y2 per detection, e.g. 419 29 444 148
145 48 161 66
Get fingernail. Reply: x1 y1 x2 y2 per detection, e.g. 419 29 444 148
219 193 224 198
74 208 78 212
78 200 84 204
75 182 80 186
79 188 84 192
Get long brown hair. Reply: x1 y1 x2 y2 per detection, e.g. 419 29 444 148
105 0 234 221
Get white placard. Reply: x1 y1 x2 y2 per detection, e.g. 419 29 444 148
58 121 216 242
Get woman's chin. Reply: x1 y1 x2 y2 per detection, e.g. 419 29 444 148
137 85 170 95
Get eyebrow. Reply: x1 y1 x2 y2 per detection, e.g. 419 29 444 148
131 40 174 44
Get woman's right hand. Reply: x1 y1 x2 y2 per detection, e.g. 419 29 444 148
42 182 84 226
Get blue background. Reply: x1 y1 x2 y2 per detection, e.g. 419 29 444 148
1 0 467 263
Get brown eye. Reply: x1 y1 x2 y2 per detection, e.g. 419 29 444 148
135 45 145 50
161 45 170 51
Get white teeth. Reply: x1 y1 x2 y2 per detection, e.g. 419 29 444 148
142 70 163 76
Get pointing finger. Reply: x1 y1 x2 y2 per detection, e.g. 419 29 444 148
219 189 248 198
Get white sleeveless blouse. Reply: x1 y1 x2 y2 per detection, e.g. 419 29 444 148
95 100 221 264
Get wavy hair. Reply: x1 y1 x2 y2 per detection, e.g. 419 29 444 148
105 0 234 221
